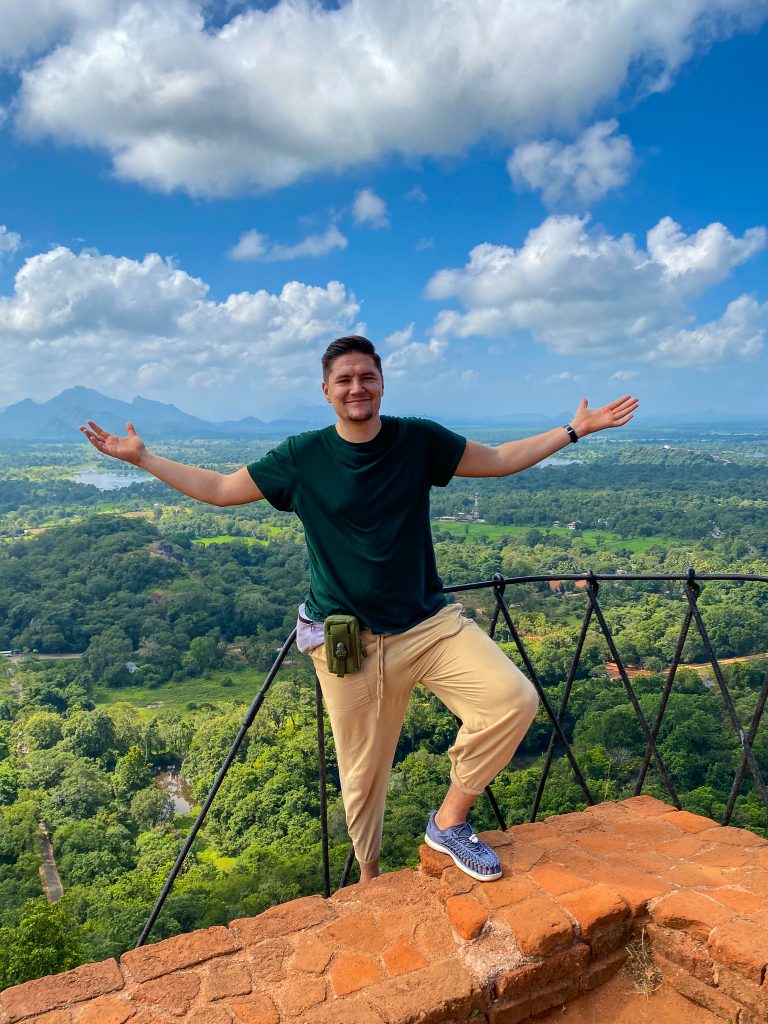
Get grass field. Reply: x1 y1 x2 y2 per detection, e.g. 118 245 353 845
192 535 267 547
432 520 673 553
92 666 286 716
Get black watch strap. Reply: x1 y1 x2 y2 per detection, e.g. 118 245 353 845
563 423 579 444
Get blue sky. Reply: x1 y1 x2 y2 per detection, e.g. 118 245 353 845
0 1 766 423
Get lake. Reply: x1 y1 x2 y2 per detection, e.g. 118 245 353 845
72 470 150 490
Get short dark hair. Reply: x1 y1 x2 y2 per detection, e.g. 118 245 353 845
322 335 382 381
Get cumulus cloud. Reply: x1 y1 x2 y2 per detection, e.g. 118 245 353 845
508 120 633 206
383 323 415 349
383 338 447 377
646 295 767 366
0 245 360 408
405 186 427 203
0 226 21 257
609 370 640 382
352 189 390 229
426 214 766 365
11 0 767 195
229 224 347 261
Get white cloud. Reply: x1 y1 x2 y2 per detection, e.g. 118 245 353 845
646 295 767 367
0 245 360 409
545 371 580 383
383 338 447 378
352 189 389 229
405 186 427 203
11 0 767 195
0 226 21 257
426 214 766 365
383 323 415 349
229 224 347 261
415 238 435 252
609 370 640 381
508 120 633 206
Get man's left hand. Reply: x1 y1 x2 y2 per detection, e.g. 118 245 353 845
570 395 638 439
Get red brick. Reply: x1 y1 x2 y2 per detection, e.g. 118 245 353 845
239 940 287 986
579 801 634 824
661 809 719 833
589 921 633 958
497 843 546 873
717 966 768 1017
413 913 457 963
507 821 550 843
710 887 764 914
130 973 200 1016
446 894 488 940
367 961 479 1024
599 867 671 916
299 997 385 1024
665 862 729 888
645 922 715 983
654 952 741 1019
579 948 628 992
22 1013 72 1024
477 828 515 848
231 896 333 945
292 932 333 974
529 863 589 896
652 890 737 942
619 795 674 816
500 896 573 956
1 960 124 1022
330 952 383 996
274 974 326 1015
558 884 628 938
74 997 134 1024
570 831 627 854
437 866 476 898
481 875 538 910
529 977 580 1015
201 960 252 1000
122 928 240 983
709 914 768 983
543 810 595 834
495 943 590 999
702 826 768 847
229 995 279 1024
334 868 423 911
657 835 712 858
692 845 752 868
382 939 428 977
490 996 532 1024
758 848 768 870
187 1009 233 1024
320 912 388 954
418 842 451 877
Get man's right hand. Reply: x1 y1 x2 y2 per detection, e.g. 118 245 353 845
80 420 146 466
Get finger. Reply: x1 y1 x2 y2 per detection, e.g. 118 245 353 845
126 421 137 436
86 420 110 440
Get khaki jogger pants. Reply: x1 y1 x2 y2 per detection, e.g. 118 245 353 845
309 602 540 865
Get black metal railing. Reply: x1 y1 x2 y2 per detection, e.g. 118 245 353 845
137 568 768 946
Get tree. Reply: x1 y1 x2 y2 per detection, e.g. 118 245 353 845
23 711 63 750
112 746 151 798
130 787 175 829
0 901 83 988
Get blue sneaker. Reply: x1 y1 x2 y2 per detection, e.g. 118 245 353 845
424 810 502 882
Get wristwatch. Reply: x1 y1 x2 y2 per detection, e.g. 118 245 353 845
563 423 579 444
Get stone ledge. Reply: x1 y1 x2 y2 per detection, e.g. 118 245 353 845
1 798 766 1024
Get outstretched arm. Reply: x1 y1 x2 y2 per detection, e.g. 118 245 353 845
80 421 264 506
455 395 638 478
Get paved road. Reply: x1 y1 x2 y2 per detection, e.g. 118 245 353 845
38 825 63 902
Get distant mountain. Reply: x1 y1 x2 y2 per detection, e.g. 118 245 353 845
0 388 327 441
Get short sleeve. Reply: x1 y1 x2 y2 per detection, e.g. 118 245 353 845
246 439 297 512
417 418 466 487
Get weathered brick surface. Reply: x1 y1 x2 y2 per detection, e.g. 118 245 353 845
654 952 742 1019
557 883 628 938
445 894 488 940
1 960 124 1021
500 895 573 956
652 889 737 941
122 929 240 983
645 922 715 983
230 896 332 945
9 801 768 1024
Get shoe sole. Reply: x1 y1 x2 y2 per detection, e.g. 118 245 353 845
424 833 502 882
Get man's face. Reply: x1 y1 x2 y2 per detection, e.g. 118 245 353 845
322 353 383 423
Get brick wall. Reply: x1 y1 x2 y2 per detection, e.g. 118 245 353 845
2 797 767 1024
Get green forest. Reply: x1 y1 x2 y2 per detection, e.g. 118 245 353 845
0 429 766 989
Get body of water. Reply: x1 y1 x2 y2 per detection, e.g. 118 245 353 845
72 469 150 490
153 769 195 814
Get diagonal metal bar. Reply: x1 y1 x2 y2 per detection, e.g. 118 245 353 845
724 672 768 825
684 571 768 815
531 593 596 821
315 677 331 898
339 844 356 889
136 628 298 948
491 577 595 807
634 604 695 795
584 575 681 808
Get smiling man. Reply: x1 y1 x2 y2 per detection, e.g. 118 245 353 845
82 334 637 884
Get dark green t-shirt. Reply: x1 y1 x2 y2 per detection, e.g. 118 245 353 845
246 416 466 633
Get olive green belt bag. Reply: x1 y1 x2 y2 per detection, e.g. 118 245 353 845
324 614 366 676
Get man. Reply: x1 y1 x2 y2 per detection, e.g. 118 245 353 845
81 335 637 883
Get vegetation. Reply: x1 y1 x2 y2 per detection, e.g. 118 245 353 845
0 430 766 988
